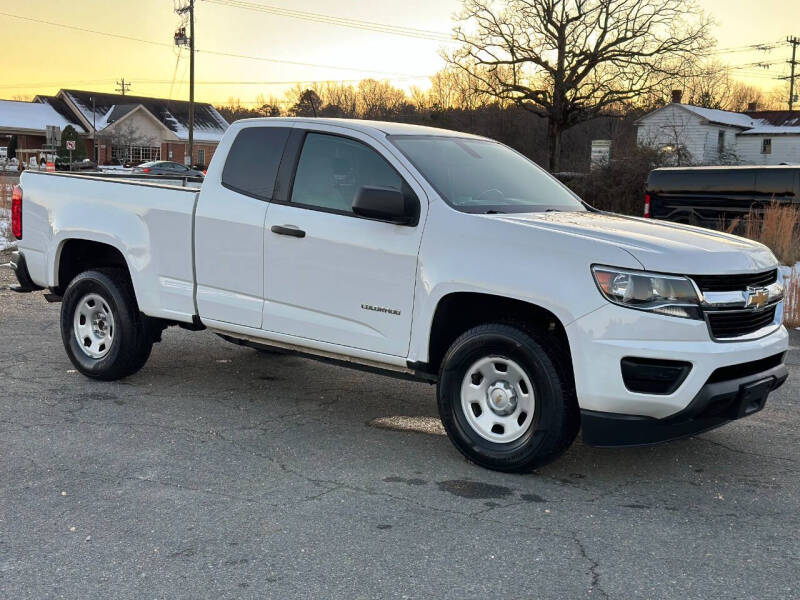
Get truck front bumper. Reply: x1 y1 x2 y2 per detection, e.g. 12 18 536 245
581 357 787 447
566 303 790 446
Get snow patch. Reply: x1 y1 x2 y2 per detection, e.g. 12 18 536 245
0 208 15 252
0 99 85 133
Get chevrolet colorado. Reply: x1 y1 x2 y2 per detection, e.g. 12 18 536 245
6 118 789 472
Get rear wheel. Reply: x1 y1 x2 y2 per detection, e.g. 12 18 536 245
437 323 579 472
60 269 153 380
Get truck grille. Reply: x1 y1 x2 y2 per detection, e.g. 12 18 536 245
690 269 778 292
706 306 778 339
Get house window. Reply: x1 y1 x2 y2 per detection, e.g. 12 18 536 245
197 148 205 167
111 144 161 164
717 130 725 153
761 138 772 154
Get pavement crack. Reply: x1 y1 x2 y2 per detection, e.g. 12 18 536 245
570 529 609 599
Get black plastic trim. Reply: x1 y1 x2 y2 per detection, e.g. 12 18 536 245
620 357 692 395
270 225 306 238
8 251 44 293
581 360 788 447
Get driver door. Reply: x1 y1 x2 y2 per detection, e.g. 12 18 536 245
262 126 426 357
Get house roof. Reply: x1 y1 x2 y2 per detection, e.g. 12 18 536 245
744 111 800 127
34 95 87 131
738 125 800 136
105 103 139 125
676 104 757 128
0 99 86 134
638 103 800 137
60 89 229 142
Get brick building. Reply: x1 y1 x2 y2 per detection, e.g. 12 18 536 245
1 90 229 168
0 98 86 167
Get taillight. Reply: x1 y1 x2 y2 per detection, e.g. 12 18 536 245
11 185 22 239
644 193 651 218
142 167 151 173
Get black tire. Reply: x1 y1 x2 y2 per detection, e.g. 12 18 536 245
60 269 153 381
437 323 579 473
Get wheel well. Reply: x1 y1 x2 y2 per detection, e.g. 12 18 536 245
426 293 573 376
56 240 130 295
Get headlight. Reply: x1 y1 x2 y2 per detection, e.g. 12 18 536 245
591 266 702 319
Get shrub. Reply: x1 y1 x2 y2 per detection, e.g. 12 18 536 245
565 146 668 215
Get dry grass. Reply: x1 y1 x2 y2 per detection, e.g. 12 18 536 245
723 203 800 328
724 202 800 266
785 268 800 329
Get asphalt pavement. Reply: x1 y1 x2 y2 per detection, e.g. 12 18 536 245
1 250 799 599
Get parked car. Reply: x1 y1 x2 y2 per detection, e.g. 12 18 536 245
133 160 204 178
645 165 800 227
55 157 98 172
7 118 789 472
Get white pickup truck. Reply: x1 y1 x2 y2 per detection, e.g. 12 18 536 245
7 118 789 472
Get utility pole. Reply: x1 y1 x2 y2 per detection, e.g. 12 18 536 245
115 78 131 96
175 0 195 166
788 37 799 111
91 96 96 163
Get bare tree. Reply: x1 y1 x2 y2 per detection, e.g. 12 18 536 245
100 122 156 164
318 82 358 118
447 0 712 171
427 67 496 110
356 79 407 119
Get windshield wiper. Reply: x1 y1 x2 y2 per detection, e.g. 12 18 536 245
484 209 505 214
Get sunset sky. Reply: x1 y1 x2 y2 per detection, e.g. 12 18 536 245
1 0 796 106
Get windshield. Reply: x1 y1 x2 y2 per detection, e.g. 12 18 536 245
389 135 586 214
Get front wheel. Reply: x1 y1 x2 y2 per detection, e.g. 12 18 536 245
437 323 579 473
60 269 153 381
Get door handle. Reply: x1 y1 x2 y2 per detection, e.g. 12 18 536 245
271 225 306 238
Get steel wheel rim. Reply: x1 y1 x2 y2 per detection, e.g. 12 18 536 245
73 293 115 359
460 355 535 444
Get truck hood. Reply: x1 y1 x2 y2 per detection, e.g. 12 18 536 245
493 211 777 274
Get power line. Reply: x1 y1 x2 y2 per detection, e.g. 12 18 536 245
0 10 427 78
205 0 453 42
705 43 779 56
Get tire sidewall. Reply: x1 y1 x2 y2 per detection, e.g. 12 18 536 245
60 271 137 379
438 326 566 469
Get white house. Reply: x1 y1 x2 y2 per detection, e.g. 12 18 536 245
636 92 800 165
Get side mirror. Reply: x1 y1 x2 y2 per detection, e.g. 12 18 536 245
352 186 419 225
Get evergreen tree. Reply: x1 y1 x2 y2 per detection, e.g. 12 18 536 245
7 135 17 159
57 126 86 161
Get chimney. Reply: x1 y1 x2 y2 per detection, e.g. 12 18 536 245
671 90 683 104
747 101 758 112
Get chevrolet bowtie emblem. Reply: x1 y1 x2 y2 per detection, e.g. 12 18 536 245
745 286 769 309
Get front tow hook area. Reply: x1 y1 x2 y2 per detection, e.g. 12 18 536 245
2 251 43 293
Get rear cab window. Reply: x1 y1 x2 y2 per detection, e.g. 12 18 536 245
222 126 292 200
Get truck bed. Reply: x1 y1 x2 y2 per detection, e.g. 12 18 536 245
18 171 200 323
